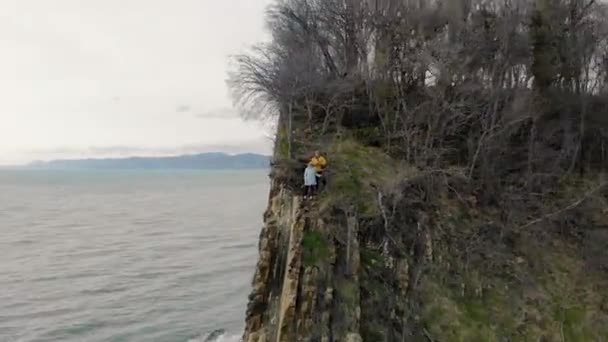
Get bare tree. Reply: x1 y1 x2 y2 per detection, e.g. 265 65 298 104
229 0 608 179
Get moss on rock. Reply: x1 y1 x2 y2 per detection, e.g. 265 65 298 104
302 230 330 267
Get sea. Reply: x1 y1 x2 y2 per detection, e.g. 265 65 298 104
0 169 269 342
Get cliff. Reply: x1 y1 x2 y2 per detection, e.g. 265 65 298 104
229 1 608 340
241 138 607 342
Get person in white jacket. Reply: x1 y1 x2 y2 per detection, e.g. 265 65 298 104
303 162 318 199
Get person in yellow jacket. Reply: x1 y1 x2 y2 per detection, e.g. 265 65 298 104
310 150 327 188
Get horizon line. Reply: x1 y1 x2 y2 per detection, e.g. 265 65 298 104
2 151 272 168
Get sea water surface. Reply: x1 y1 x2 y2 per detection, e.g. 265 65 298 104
0 169 269 342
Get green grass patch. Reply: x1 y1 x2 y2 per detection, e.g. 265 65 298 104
552 306 594 342
302 231 329 267
361 248 383 269
418 243 607 342
421 284 513 342
320 138 398 216
336 277 359 310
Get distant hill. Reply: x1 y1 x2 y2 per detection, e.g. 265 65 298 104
27 153 270 170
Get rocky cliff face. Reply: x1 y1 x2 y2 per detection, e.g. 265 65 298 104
241 144 422 341
243 177 364 342
242 141 608 342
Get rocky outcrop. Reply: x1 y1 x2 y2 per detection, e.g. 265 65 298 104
242 179 428 341
243 179 368 342
242 167 608 341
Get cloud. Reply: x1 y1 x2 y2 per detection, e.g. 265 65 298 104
195 107 240 120
176 105 191 113
0 0 273 165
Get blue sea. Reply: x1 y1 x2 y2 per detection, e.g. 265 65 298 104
0 170 269 342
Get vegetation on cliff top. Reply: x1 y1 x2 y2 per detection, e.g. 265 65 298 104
230 0 608 340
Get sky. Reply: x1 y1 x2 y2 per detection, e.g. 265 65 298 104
0 0 274 165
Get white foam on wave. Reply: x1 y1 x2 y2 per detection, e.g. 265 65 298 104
215 334 241 342
187 332 241 342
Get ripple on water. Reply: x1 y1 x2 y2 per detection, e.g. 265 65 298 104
0 169 268 342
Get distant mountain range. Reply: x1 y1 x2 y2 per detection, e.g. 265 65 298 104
27 153 270 170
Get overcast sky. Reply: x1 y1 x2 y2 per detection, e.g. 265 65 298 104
0 0 274 165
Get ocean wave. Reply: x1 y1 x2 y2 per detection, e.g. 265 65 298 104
0 171 268 342
189 329 241 342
